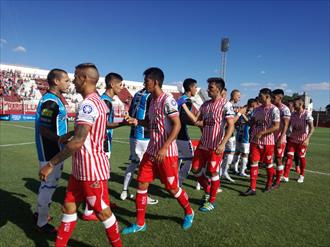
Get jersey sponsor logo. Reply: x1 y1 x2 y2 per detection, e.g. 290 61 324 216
83 104 93 114
41 108 53 117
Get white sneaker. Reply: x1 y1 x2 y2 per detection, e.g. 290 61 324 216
147 196 158 205
195 182 201 190
120 190 128 200
239 172 250 178
217 188 223 193
224 173 235 183
297 175 304 183
281 176 289 183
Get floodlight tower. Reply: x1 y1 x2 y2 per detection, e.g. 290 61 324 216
220 38 229 81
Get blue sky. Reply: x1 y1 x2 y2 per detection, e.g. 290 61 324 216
1 0 329 108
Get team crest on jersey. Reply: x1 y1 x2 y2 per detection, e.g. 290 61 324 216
171 99 177 106
83 104 93 114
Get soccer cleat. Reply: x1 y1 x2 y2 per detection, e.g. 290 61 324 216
271 183 280 190
263 186 272 193
36 223 57 234
147 196 158 205
82 212 98 221
223 173 235 183
122 223 146 235
182 211 194 230
297 175 304 183
120 190 128 200
281 176 289 183
195 182 201 190
199 202 215 212
241 188 256 196
200 193 210 205
217 188 223 193
239 172 250 178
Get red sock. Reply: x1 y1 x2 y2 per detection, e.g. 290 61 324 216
300 157 306 176
136 189 148 226
197 174 210 194
284 156 293 178
209 175 220 203
250 164 259 190
55 213 77 247
174 188 193 215
266 165 275 187
103 214 122 247
275 165 284 184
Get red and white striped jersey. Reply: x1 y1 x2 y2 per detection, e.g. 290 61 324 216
288 110 313 144
275 103 291 143
250 104 280 145
146 93 179 157
72 92 110 181
199 98 235 150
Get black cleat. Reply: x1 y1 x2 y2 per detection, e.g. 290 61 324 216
271 183 280 190
241 188 256 196
263 186 272 193
36 223 57 234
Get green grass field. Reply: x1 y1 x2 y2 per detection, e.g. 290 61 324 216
0 122 329 247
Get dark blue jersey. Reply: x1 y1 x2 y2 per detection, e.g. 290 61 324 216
129 89 151 140
177 94 193 141
101 93 114 153
35 92 68 161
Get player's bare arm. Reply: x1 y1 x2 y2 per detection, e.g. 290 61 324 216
58 131 74 145
216 117 234 155
303 121 315 146
194 111 203 128
39 124 90 181
278 117 290 146
182 103 198 124
155 115 181 163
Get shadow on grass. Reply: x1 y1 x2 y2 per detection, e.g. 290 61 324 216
0 188 93 247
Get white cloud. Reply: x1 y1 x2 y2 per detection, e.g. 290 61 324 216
240 82 260 87
303 82 330 91
0 38 7 47
13 46 27 53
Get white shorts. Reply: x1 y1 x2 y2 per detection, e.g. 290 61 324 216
129 138 149 163
177 140 194 160
236 142 250 154
225 136 236 152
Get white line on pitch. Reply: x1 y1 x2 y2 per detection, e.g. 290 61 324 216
0 123 34 130
0 142 35 147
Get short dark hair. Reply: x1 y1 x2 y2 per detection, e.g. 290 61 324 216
247 98 257 107
183 78 197 92
230 89 240 99
75 63 97 71
105 73 123 89
143 67 164 87
272 89 284 96
259 88 272 96
47 69 67 87
207 77 225 91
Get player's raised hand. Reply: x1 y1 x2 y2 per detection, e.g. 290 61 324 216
39 162 54 181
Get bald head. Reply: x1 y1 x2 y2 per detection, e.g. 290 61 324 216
75 63 99 84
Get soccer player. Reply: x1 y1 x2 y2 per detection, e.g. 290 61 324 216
34 68 70 233
39 63 122 247
177 78 198 187
191 77 235 212
120 87 158 205
282 96 314 183
232 98 257 177
242 88 280 196
122 67 194 234
83 72 132 220
220 89 243 182
271 89 291 189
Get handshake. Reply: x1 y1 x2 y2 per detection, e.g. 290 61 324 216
123 114 138 126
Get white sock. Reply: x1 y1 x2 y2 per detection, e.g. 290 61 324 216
241 157 248 173
123 161 139 191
